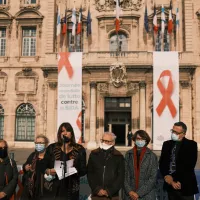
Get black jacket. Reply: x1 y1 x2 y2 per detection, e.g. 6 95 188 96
159 137 199 196
0 157 18 199
87 147 125 198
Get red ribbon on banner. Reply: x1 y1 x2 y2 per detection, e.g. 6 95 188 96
76 111 82 144
156 70 177 118
58 52 74 78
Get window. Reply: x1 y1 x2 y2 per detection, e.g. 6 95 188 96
105 97 131 109
15 103 35 141
109 32 128 52
155 29 170 51
22 27 36 56
67 30 83 52
24 0 36 4
0 0 6 4
0 28 6 56
0 104 4 139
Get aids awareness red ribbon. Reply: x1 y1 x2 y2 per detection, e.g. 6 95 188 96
76 111 82 144
58 52 74 78
156 70 177 118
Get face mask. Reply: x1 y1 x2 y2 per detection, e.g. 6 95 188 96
171 133 179 141
35 144 46 152
0 148 8 159
99 143 113 150
62 136 70 143
135 140 146 148
44 174 55 182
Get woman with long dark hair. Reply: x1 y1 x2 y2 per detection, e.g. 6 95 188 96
46 122 87 200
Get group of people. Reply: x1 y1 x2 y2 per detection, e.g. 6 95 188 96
0 121 198 200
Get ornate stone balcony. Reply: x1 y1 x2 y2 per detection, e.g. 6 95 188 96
44 51 198 68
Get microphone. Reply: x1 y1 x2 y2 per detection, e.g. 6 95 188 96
63 135 70 143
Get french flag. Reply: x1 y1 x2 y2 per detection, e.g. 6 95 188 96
115 0 120 33
168 0 173 34
77 7 82 35
153 4 158 33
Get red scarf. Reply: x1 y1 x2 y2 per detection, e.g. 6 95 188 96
133 146 146 190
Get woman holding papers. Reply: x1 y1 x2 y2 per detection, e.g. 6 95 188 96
46 122 87 200
21 134 53 200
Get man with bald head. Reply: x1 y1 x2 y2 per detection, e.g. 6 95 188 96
87 132 125 200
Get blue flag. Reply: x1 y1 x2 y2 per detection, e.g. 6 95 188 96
144 5 149 33
87 8 92 37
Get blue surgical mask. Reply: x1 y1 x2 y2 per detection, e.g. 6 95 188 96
35 144 46 152
171 133 179 141
44 174 55 182
135 140 146 148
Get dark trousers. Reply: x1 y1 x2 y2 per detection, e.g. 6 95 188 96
168 190 194 200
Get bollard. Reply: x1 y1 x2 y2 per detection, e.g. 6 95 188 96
9 152 15 160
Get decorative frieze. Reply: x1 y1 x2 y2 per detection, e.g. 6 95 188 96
180 81 190 88
127 82 139 94
95 0 143 12
49 82 57 89
97 82 109 93
0 71 8 95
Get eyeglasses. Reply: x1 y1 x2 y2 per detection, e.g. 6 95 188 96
170 129 183 135
100 139 113 144
34 142 45 144
0 147 7 150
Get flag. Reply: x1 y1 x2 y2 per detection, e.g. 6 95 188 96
153 3 158 33
176 7 179 30
161 5 165 34
168 0 173 34
71 6 76 36
87 7 92 37
77 7 82 35
61 11 67 35
115 0 120 33
144 4 149 33
56 6 61 37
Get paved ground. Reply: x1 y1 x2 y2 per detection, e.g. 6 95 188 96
9 147 200 169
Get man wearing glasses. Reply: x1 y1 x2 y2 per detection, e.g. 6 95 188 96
87 132 125 200
159 121 199 200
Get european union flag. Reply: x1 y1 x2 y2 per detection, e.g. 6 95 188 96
87 8 92 37
144 5 149 33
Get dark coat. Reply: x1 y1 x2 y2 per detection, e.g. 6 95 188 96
46 143 87 200
0 157 18 199
21 151 54 200
159 137 199 196
124 147 158 200
87 147 125 198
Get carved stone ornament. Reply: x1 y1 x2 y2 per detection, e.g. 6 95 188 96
97 82 109 93
49 82 57 89
95 0 143 12
20 0 40 10
110 62 127 88
127 82 139 94
0 0 10 11
0 71 8 95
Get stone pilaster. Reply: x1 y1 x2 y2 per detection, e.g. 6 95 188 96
87 82 97 149
139 81 146 130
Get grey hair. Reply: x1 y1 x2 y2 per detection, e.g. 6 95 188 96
103 132 117 141
35 134 49 145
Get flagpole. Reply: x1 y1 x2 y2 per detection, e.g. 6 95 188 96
80 4 82 52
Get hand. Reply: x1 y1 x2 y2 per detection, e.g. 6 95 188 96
102 190 108 197
97 189 105 196
129 191 139 200
46 168 56 176
0 192 6 199
25 164 31 171
171 181 181 190
164 175 173 185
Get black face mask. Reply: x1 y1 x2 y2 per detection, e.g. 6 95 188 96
62 136 70 143
0 148 8 159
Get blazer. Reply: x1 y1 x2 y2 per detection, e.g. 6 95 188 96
159 137 199 196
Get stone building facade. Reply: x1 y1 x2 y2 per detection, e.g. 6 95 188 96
0 0 200 149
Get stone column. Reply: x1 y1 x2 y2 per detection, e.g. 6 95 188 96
87 82 97 149
139 81 146 130
180 81 192 139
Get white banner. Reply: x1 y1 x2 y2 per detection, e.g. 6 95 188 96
57 52 82 143
153 52 179 150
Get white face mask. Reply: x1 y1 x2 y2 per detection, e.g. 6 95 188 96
100 142 113 150
171 133 179 141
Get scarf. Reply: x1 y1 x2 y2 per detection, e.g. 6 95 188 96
133 146 146 190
